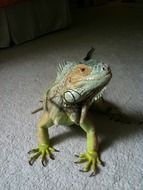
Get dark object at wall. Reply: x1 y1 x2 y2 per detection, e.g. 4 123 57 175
70 0 108 8
0 0 28 8
122 0 136 2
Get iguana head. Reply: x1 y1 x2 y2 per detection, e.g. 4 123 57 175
56 48 112 105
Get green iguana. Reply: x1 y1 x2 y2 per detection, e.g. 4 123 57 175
28 48 112 176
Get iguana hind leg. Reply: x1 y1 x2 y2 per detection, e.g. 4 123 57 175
28 112 59 167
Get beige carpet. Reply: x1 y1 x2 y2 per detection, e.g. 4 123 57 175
0 2 143 190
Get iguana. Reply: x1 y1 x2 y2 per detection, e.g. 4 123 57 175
28 48 112 176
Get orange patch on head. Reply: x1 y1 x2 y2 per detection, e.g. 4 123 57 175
75 64 92 76
66 64 92 87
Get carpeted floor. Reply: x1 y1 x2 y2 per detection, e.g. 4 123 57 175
0 2 143 190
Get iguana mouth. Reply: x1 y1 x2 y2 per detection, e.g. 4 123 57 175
85 73 112 81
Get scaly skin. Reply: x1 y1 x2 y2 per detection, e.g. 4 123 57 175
74 113 103 176
28 48 112 175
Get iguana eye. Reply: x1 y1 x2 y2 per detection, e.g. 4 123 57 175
76 64 91 76
80 68 85 72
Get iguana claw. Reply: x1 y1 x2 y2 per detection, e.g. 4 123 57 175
74 151 103 175
28 144 59 167
89 171 98 177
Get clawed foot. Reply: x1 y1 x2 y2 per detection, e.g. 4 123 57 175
28 144 59 167
74 151 104 176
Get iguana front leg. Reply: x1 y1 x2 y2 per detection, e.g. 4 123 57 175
75 117 103 176
28 112 59 166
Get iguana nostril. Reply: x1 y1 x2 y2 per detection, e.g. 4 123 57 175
102 66 106 71
102 64 110 72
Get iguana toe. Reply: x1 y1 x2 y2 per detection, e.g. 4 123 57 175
74 151 103 176
28 144 59 166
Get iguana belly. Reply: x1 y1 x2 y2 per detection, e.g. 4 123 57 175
49 108 73 126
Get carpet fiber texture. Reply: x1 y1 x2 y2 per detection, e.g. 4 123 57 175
0 2 143 190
